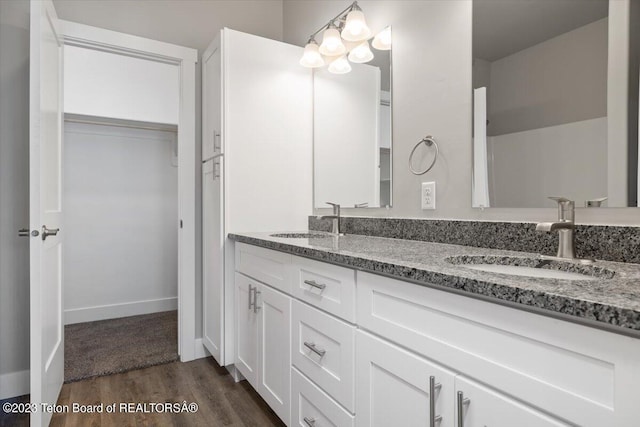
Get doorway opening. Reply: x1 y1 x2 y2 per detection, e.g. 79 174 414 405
62 116 179 382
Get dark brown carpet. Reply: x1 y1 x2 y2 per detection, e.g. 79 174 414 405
64 310 178 383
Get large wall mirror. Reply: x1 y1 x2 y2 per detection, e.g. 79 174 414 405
313 33 392 209
472 0 640 208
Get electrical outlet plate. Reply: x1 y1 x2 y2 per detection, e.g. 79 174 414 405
421 182 436 210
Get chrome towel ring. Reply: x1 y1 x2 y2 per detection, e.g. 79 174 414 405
409 135 439 175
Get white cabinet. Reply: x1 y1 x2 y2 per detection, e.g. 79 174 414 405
202 156 224 364
356 331 456 427
454 376 569 427
291 367 355 427
356 330 569 427
257 283 291 425
234 272 291 425
202 28 312 367
292 300 355 412
291 255 356 323
232 244 640 427
356 271 640 427
235 273 259 386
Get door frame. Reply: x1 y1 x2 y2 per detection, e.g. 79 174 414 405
59 21 200 362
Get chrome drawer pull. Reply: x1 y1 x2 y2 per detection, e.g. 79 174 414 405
253 290 261 313
457 391 470 427
303 417 316 426
429 376 442 427
304 279 327 290
303 341 326 357
248 284 255 310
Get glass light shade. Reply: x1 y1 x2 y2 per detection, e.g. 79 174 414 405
300 41 325 68
319 26 346 56
341 9 372 42
328 55 352 74
372 26 392 50
348 41 374 63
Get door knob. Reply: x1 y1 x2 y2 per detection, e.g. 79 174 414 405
18 228 39 237
41 225 59 241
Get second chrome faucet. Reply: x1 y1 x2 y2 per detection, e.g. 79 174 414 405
320 202 343 236
536 197 593 263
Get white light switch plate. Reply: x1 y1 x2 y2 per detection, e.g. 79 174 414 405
421 182 436 210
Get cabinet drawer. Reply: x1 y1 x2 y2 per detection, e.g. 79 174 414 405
292 300 355 412
357 271 616 427
291 255 356 323
291 368 354 427
235 243 292 293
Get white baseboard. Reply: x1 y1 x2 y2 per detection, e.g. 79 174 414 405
64 297 178 325
0 370 29 400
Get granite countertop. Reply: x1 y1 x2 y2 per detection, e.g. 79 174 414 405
229 231 640 334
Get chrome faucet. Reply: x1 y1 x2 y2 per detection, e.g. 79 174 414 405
320 202 343 235
536 197 592 263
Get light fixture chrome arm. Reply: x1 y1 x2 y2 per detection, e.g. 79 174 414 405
306 1 359 41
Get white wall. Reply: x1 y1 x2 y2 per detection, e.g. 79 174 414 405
284 0 640 225
488 118 607 208
486 18 607 136
63 122 178 324
64 45 180 124
0 0 30 399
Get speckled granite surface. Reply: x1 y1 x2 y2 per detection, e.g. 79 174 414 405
309 216 640 264
229 231 640 334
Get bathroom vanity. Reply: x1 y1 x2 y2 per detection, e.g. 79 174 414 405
229 231 640 427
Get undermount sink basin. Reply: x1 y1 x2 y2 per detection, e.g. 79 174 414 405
446 255 615 281
270 232 331 239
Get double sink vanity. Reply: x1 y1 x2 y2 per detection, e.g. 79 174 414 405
228 214 640 427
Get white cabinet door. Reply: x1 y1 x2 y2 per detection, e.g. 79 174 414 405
202 157 224 364
202 33 222 161
202 32 224 365
257 284 291 426
356 331 456 427
454 376 570 427
235 273 259 387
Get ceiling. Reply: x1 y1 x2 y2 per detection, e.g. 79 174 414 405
473 0 608 61
52 0 284 53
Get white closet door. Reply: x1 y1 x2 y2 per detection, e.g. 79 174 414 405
29 0 64 425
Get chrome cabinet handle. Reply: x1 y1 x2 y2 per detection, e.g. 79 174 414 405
253 290 261 313
303 279 326 290
41 225 59 241
213 159 221 179
429 376 442 427
303 417 316 426
457 391 470 427
303 341 326 357
248 284 255 310
213 130 221 152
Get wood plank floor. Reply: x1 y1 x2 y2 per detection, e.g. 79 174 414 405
1 358 285 427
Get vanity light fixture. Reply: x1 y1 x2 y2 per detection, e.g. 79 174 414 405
299 1 391 74
328 55 352 74
319 22 346 56
341 3 371 41
372 26 392 51
348 40 374 63
300 38 325 68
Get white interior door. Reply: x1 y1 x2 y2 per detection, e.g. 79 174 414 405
29 0 64 425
